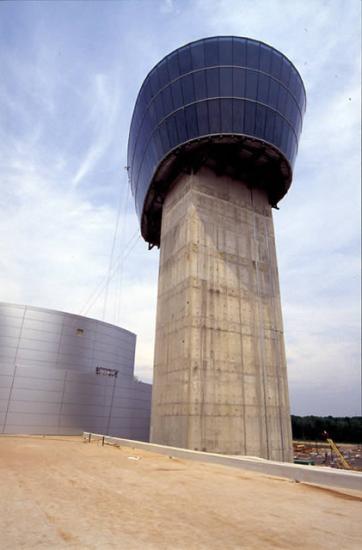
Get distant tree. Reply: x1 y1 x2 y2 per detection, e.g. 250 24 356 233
291 416 362 443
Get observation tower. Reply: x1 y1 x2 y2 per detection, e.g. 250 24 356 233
128 37 306 461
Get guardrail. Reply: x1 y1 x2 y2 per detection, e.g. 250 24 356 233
83 432 362 493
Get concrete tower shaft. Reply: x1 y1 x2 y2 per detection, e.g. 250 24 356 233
151 168 292 460
128 37 306 460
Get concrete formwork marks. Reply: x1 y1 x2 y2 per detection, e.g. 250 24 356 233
151 168 293 461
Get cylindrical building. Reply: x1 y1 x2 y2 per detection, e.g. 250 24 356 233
128 37 306 461
0 302 151 439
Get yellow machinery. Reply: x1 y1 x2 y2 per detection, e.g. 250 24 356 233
326 438 353 470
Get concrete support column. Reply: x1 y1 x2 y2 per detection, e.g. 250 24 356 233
151 167 293 462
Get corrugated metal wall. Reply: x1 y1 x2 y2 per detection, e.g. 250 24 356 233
0 303 151 439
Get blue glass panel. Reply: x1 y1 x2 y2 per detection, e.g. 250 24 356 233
175 109 187 143
232 68 246 98
264 109 275 143
206 68 219 97
159 123 170 153
154 93 164 120
276 85 287 116
208 99 221 133
178 45 192 74
196 101 209 135
233 99 244 134
255 104 266 138
220 67 233 96
149 70 160 97
270 51 283 80
232 37 247 66
161 86 173 116
289 68 300 98
142 80 152 106
205 38 219 66
257 73 269 104
244 101 256 135
220 98 233 132
280 121 289 155
181 74 195 104
273 113 283 148
246 40 260 69
167 51 180 80
171 79 183 109
166 116 179 148
268 79 279 109
245 70 258 99
259 44 272 73
219 37 233 64
157 60 169 88
284 93 294 125
191 41 205 69
281 58 291 88
193 70 207 100
185 104 199 139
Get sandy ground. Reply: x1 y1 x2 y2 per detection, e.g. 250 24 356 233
0 436 361 550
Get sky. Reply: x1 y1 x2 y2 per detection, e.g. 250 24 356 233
0 0 360 416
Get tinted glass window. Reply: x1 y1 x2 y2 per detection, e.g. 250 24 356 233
208 99 221 133
273 114 283 148
219 37 233 64
245 70 258 99
181 74 195 104
166 115 179 148
268 79 279 109
178 45 192 74
255 104 266 138
270 51 283 80
175 109 187 142
196 101 209 135
167 51 180 80
149 70 160 97
264 109 275 143
233 68 246 98
185 104 199 139
244 101 256 135
154 93 164 120
232 38 247 66
289 68 300 98
191 41 205 69
142 80 152 106
281 58 291 88
220 67 233 96
147 102 157 127
159 123 170 153
259 44 272 73
246 40 260 69
171 80 183 109
205 38 219 66
206 68 219 97
157 60 169 88
276 85 287 116
161 86 173 116
257 73 269 103
233 99 244 133
220 98 233 132
280 121 289 155
193 70 207 100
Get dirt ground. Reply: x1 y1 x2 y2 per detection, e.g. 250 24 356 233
0 436 361 550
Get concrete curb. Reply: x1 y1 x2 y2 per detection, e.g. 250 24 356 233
83 432 362 492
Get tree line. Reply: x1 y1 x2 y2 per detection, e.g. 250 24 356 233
291 415 362 443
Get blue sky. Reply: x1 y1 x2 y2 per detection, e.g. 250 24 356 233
0 0 360 415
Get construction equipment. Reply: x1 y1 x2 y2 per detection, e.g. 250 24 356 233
326 438 353 470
